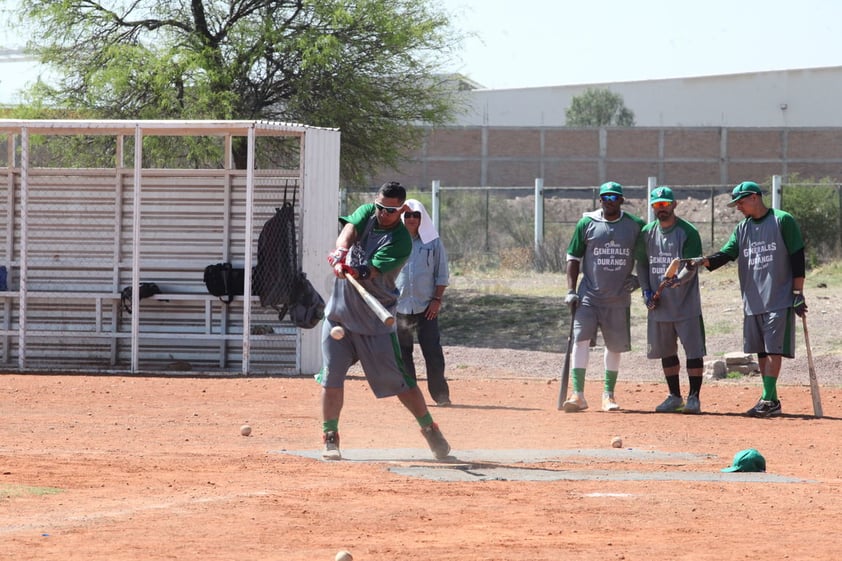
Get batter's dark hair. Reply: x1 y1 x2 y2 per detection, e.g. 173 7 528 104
379 181 406 202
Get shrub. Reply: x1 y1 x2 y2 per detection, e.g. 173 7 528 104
781 176 841 265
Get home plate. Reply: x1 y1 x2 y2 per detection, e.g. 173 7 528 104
274 448 808 483
279 448 710 463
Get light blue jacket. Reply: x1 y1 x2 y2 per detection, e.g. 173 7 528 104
396 236 449 314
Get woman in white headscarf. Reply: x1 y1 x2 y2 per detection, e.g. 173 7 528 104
395 199 452 406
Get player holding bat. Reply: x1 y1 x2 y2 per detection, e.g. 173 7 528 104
316 181 451 461
698 181 807 418
636 186 707 414
561 182 645 413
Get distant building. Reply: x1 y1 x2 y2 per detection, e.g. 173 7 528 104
454 65 842 128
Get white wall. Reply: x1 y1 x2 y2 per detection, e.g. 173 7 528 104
455 65 842 128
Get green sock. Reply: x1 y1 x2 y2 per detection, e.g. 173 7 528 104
323 419 339 433
604 370 618 393
572 368 586 392
416 412 433 428
761 376 778 401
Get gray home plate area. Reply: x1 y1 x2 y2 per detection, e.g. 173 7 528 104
276 448 807 483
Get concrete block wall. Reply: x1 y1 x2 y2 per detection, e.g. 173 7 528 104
368 126 842 189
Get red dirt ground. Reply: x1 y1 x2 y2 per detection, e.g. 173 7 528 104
2 371 841 561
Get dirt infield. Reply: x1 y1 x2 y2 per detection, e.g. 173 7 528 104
2 371 841 561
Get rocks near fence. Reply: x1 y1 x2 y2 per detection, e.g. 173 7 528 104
706 351 760 379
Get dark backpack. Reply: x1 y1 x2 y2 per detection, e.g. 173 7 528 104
203 262 246 303
288 273 326 329
254 189 324 328
255 203 298 310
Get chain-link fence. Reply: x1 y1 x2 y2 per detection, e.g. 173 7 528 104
345 180 842 272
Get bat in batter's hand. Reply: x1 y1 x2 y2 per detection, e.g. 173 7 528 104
345 273 395 327
801 314 823 418
556 301 577 410
649 258 682 308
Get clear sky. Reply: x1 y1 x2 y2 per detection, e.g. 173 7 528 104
438 0 842 88
2 0 842 104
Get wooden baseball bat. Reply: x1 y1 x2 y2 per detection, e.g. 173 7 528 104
651 257 682 302
345 273 395 326
557 301 578 410
801 314 823 418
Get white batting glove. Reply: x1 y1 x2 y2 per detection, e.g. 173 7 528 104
564 291 579 305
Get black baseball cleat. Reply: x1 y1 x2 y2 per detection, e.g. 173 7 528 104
745 399 782 418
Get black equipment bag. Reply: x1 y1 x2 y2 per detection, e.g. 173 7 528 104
254 188 325 328
203 262 245 303
120 282 162 314
288 273 326 329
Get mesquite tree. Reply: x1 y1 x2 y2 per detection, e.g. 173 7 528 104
8 0 463 182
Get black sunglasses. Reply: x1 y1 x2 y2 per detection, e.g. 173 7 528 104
404 211 422 219
375 202 401 214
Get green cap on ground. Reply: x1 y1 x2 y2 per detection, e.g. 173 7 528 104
721 448 766 472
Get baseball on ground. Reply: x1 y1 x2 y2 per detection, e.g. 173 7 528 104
611 436 623 448
240 424 252 437
335 550 353 561
330 326 345 340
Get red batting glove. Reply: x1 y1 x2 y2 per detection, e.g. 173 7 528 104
327 247 348 267
333 262 356 279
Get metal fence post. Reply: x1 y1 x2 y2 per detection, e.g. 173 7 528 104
485 188 490 252
838 184 842 253
534 178 544 258
709 186 715 250
431 180 440 233
647 176 657 223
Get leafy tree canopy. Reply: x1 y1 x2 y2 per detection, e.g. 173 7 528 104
565 87 635 127
8 0 464 183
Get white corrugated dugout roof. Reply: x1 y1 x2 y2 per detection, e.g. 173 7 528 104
0 119 338 136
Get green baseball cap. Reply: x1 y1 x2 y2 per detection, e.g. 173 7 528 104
650 186 675 205
599 181 624 197
721 448 766 472
728 181 763 207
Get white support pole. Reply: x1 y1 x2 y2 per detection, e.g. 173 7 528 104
18 128 28 369
241 125 256 375
534 178 544 256
431 180 440 233
772 174 782 209
130 125 142 373
647 176 657 223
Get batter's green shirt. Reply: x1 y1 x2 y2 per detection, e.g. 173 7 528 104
324 204 412 334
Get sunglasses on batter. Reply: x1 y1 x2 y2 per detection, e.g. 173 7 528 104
375 202 402 214
404 211 422 219
600 194 621 202
652 201 672 209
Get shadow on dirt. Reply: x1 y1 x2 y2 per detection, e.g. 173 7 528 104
439 290 571 352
